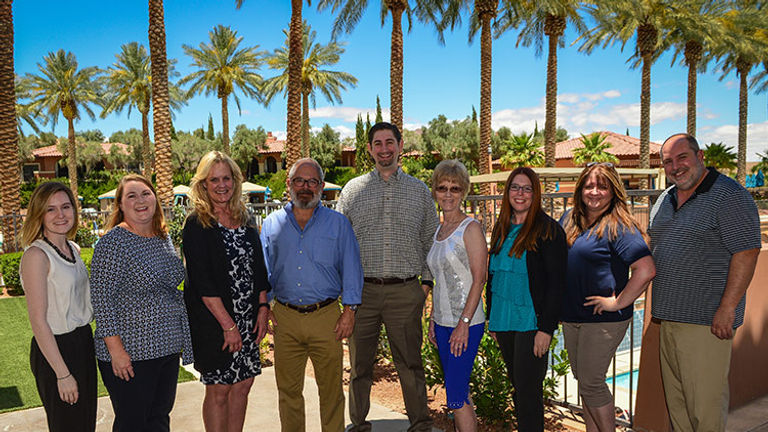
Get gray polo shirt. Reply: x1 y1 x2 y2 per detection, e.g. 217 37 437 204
649 168 761 328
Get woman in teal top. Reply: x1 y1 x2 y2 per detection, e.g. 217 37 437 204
487 167 567 432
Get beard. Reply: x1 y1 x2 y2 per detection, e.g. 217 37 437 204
290 188 321 209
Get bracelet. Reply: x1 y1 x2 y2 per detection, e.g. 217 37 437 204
258 302 270 310
57 373 72 381
224 324 237 332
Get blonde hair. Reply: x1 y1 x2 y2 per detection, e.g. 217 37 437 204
20 182 79 248
106 174 168 238
563 163 646 246
431 159 470 200
188 151 248 228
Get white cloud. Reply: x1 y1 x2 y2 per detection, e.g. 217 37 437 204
333 125 355 138
272 130 287 140
699 120 768 161
558 90 622 104
309 106 390 122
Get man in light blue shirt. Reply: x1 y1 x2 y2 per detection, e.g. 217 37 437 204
261 158 363 432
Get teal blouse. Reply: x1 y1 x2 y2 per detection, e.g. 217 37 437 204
488 224 537 332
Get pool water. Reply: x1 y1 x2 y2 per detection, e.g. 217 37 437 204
606 369 639 391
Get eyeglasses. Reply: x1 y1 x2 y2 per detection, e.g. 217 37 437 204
291 177 321 188
508 184 533 194
435 185 463 194
587 162 615 168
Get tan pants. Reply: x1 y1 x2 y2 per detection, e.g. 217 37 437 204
660 320 732 432
273 301 344 432
348 279 432 432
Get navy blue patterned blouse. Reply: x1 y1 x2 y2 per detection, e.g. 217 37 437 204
90 226 193 364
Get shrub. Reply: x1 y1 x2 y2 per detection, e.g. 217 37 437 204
0 251 23 295
75 227 98 248
166 205 188 250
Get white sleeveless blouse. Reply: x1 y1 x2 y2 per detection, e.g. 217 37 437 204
21 239 92 335
426 217 485 327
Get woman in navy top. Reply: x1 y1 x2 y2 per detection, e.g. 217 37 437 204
560 163 655 432
487 167 567 432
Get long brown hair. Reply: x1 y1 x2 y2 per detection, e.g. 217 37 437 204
563 163 646 245
188 151 248 228
19 182 79 248
490 167 556 258
106 174 168 238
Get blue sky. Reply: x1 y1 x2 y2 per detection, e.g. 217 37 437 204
13 1 768 160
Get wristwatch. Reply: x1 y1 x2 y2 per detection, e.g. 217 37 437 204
346 304 359 312
460 316 470 323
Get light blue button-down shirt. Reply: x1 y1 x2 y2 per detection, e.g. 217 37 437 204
260 203 363 306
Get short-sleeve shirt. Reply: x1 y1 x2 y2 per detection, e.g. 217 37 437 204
560 214 651 323
649 168 761 328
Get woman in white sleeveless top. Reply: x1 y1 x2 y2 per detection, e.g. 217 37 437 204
426 160 487 432
19 182 96 431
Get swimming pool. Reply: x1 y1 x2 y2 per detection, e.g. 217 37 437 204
606 369 639 391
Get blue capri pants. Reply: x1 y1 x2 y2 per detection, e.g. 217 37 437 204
434 323 484 409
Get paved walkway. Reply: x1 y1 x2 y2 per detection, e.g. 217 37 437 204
0 366 442 432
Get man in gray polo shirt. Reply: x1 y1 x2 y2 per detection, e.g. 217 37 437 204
649 133 761 432
337 122 438 432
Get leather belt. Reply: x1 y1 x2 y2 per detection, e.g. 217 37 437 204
363 275 418 285
277 298 337 314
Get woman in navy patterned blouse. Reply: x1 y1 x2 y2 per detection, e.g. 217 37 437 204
90 174 193 432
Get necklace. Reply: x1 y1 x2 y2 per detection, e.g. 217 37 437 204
42 236 76 264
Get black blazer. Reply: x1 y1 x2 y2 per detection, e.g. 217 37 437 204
182 212 271 373
486 213 567 335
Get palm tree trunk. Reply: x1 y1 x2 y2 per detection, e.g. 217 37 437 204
67 118 78 205
302 90 310 158
141 109 152 178
221 94 230 154
148 0 173 205
544 14 565 193
389 3 405 132
737 60 750 186
0 0 21 251
640 56 650 171
478 11 492 183
684 40 702 136
286 0 303 170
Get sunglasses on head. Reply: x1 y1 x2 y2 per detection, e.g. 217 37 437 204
586 162 615 168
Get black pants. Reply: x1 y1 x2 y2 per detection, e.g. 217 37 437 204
30 324 97 432
98 352 180 432
496 330 549 432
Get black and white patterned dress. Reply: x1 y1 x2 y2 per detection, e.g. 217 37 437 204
200 225 261 385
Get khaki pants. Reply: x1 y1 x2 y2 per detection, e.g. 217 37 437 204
659 320 732 432
273 301 344 432
348 279 432 432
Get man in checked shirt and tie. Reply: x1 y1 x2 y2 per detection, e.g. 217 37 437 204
337 122 439 432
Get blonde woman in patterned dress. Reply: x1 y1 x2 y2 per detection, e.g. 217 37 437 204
426 160 487 432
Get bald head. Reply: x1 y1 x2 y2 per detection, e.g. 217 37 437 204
289 158 324 182
661 133 700 159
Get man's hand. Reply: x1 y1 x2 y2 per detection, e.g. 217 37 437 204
421 284 431 298
427 318 437 346
334 307 355 341
711 305 735 339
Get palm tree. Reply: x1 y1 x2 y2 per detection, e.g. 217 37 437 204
752 150 768 175
317 0 445 132
572 132 620 166
15 78 44 138
0 1 22 251
497 0 585 174
24 50 101 202
662 0 726 136
578 0 669 190
702 142 737 171
262 21 358 157
499 132 545 168
149 0 174 205
101 42 186 178
180 25 264 154
712 1 768 185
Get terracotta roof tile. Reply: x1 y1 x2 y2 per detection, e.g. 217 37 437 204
554 131 661 159
32 142 131 158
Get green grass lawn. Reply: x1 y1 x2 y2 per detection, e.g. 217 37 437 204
0 297 195 414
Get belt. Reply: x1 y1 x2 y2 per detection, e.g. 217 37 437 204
277 297 336 314
363 275 418 285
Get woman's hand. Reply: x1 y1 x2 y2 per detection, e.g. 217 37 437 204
57 374 78 405
489 331 497 343
222 325 243 352
253 307 269 343
584 294 620 315
449 321 469 357
427 318 437 347
110 349 134 381
533 331 551 358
